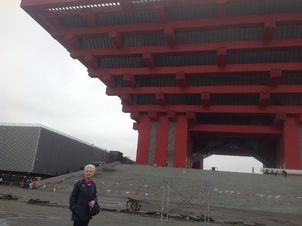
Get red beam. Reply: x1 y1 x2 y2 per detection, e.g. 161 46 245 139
81 8 96 27
19 0 216 8
263 21 275 41
210 149 252 157
142 52 155 68
21 0 88 7
217 47 226 66
47 12 302 37
123 73 136 87
259 91 270 106
21 0 213 11
167 111 176 121
120 93 132 105
130 111 140 121
274 112 286 126
148 111 158 120
101 74 115 87
44 12 60 30
64 33 80 49
164 28 176 46
133 122 139 130
201 92 210 106
269 68 281 86
186 111 196 124
108 31 122 48
50 13 302 37
153 4 165 22
90 62 302 77
189 124 282 136
175 71 186 87
83 54 98 68
155 93 166 106
70 39 302 58
122 105 302 115
22 0 166 14
20 0 273 10
106 85 302 95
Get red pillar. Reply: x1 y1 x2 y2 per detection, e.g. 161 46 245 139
173 114 188 168
136 114 151 165
282 116 301 169
154 115 169 166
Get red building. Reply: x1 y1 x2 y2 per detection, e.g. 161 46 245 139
21 0 302 169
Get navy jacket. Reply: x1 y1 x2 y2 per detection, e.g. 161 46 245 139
69 179 98 221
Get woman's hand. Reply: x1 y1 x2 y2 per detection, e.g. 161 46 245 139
88 200 95 208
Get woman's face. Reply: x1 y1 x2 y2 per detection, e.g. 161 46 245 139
84 167 94 179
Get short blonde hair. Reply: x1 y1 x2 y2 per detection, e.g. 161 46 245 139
84 164 96 174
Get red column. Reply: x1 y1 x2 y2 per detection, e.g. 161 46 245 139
136 114 151 165
173 114 188 168
154 114 169 166
282 116 301 169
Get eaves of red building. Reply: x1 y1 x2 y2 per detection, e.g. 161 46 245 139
21 0 302 169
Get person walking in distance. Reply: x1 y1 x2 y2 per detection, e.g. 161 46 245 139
69 164 98 226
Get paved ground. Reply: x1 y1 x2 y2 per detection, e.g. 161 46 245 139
0 196 202 226
0 187 216 226
0 196 301 226
0 163 302 226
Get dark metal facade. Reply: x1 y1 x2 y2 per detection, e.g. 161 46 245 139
0 124 109 175
0 125 40 173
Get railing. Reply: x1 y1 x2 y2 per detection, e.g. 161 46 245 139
261 168 302 176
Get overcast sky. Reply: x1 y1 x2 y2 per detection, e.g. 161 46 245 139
1 1 263 173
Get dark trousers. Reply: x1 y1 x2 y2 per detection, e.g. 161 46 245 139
73 220 89 226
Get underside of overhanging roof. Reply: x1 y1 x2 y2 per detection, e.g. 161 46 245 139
21 0 302 127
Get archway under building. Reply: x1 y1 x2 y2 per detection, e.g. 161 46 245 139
191 136 279 171
203 155 263 174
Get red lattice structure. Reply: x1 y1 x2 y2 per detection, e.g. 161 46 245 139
21 0 302 169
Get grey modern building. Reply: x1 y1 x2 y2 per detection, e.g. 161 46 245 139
0 123 109 176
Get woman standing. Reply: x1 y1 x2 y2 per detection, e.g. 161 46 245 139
69 164 98 226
